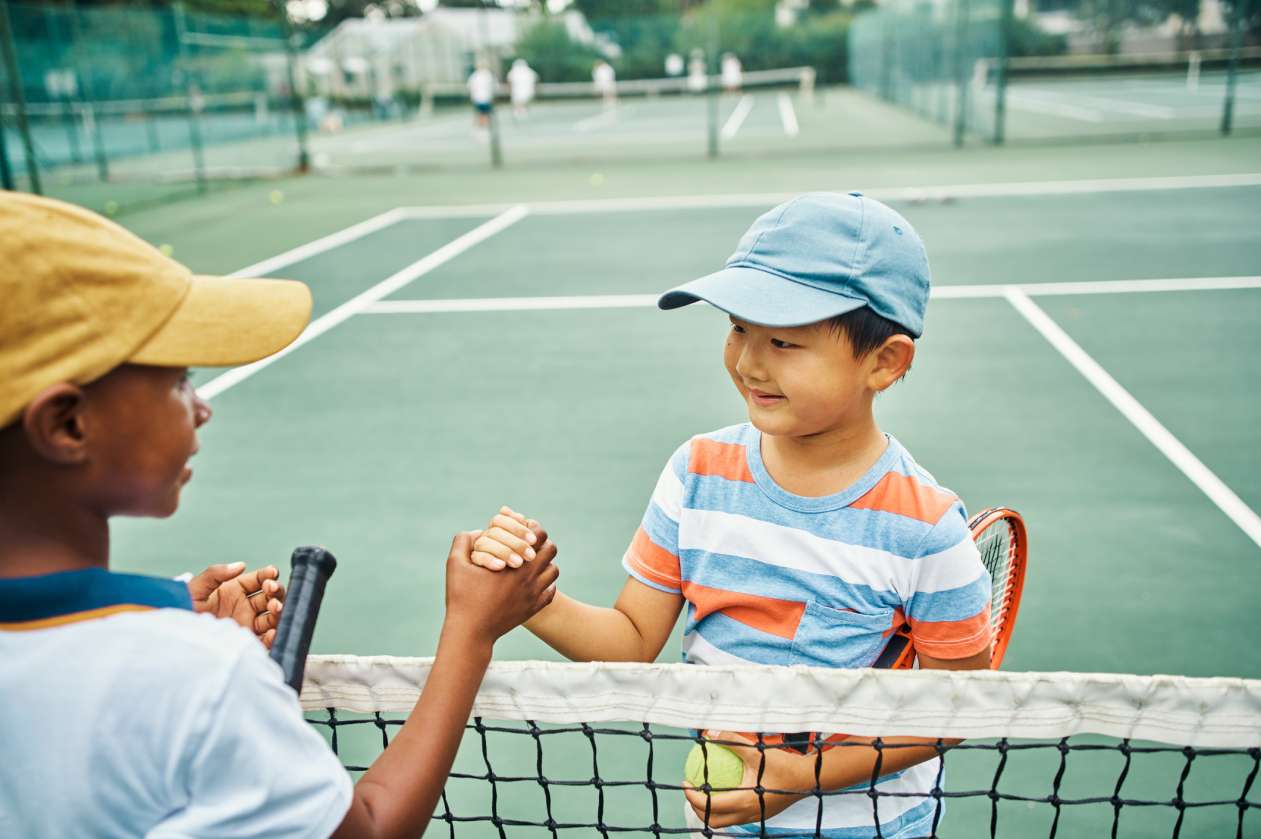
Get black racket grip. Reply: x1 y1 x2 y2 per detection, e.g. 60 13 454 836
269 546 337 694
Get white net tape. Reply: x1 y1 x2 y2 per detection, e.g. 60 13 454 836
302 656 1261 749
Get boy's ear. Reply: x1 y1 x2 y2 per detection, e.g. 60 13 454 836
868 335 916 391
21 384 91 465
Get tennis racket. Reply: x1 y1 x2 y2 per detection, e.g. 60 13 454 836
268 546 338 694
874 507 1027 670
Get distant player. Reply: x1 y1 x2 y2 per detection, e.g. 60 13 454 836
687 49 708 93
592 60 617 110
507 58 539 119
721 53 743 93
467 61 496 136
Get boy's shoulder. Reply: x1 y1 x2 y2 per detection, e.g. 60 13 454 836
864 436 971 548
661 422 756 477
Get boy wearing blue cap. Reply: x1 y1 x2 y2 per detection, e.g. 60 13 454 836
473 192 993 838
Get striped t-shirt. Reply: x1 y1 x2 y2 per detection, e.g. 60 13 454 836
622 423 991 839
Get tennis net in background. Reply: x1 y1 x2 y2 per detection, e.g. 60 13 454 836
302 657 1261 838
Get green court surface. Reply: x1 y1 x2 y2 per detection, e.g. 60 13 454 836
103 135 1261 836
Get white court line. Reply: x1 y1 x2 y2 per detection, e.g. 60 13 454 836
359 275 1261 315
721 95 754 140
777 92 800 137
1005 93 1106 122
1005 287 1261 552
394 172 1261 219
574 105 625 133
231 208 408 278
197 206 529 400
1016 88 1176 120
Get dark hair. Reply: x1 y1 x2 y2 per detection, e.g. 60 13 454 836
825 306 914 359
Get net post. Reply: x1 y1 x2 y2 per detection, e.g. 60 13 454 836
0 0 42 194
1220 0 1245 135
992 0 1014 144
476 1 502 169
274 0 310 173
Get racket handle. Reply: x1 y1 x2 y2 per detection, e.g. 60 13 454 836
269 546 337 694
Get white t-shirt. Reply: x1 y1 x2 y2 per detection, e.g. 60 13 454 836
507 63 538 103
592 62 616 93
467 68 495 105
0 569 352 838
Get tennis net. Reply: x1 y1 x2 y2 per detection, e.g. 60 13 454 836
302 657 1261 838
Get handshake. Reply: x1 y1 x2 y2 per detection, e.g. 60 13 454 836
470 505 553 573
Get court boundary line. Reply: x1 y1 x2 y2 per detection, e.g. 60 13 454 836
393 172 1261 218
197 206 529 400
357 275 1261 315
1004 287 1261 551
230 208 409 278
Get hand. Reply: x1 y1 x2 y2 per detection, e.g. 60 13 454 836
444 530 559 646
682 732 809 830
188 562 285 649
471 506 543 571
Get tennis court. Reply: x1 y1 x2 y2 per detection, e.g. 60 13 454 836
94 134 1261 836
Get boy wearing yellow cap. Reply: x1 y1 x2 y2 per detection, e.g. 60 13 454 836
0 192 559 838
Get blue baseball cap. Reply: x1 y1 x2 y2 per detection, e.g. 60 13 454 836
658 192 931 337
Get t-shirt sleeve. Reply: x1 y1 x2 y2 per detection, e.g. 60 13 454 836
622 442 689 594
902 500 993 660
150 641 353 839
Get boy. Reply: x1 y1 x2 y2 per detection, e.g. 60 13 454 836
471 192 992 838
0 192 558 838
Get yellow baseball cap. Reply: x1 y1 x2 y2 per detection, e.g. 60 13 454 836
0 191 312 428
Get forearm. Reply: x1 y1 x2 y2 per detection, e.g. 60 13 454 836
343 622 492 838
525 592 659 662
786 735 952 795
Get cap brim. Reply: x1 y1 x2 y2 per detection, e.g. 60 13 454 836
658 266 866 327
130 275 312 368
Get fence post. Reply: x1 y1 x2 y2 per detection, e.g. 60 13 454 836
274 0 309 172
992 0 1013 144
0 105 13 189
706 17 719 159
1220 0 1245 135
0 0 41 193
951 0 971 147
62 2 108 182
173 3 208 193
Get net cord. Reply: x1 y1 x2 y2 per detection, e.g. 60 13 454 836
301 656 1261 749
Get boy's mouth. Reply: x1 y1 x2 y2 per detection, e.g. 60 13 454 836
749 388 786 407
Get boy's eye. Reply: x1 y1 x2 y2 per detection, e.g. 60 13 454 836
730 323 746 334
771 338 796 349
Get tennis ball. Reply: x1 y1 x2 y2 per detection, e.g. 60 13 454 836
684 742 744 791
269 189 285 205
588 172 605 187
158 243 174 257
104 200 119 216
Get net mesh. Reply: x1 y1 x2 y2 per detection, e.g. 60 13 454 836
302 657 1261 838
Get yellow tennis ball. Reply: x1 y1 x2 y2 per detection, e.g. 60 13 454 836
269 189 285 205
684 742 744 790
158 243 174 257
104 200 119 216
588 172 605 187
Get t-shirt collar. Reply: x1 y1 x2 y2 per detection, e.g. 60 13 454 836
0 567 192 631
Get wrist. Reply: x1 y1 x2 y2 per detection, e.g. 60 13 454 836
437 619 495 662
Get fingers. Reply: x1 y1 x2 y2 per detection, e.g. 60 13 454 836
187 561 246 599
252 595 283 637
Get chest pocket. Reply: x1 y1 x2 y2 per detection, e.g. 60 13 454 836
788 601 895 669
